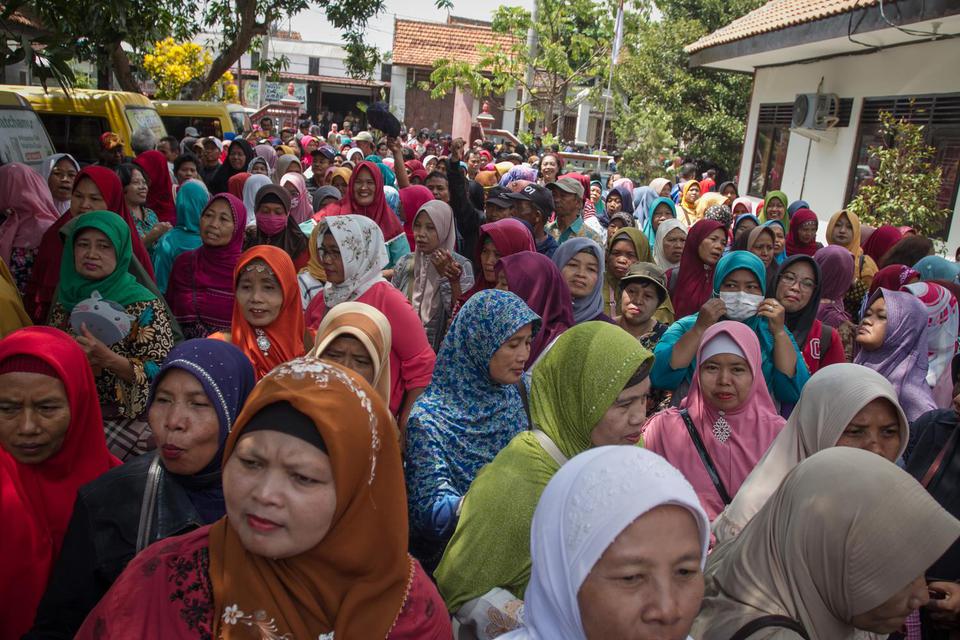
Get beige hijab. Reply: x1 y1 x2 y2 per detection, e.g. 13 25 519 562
713 364 910 543
411 200 456 324
693 447 960 640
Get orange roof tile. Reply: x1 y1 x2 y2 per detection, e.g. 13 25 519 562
392 17 518 68
685 0 879 53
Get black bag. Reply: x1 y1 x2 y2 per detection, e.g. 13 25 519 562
366 101 402 138
729 615 809 640
679 408 732 504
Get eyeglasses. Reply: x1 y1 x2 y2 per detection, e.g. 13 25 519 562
780 272 816 291
317 247 341 261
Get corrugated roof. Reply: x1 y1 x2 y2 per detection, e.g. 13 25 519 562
685 0 879 53
391 17 518 68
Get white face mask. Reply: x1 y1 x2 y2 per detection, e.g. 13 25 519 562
718 291 764 321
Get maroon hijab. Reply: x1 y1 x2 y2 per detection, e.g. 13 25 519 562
135 150 176 224
785 208 819 257
862 225 902 263
672 219 725 318
496 250 574 367
461 218 536 302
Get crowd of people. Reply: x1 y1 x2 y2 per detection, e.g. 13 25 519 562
2 113 960 640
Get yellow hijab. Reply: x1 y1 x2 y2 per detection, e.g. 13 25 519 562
678 180 701 225
826 210 877 283
0 258 31 338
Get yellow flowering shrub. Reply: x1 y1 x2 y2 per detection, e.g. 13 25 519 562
143 38 240 103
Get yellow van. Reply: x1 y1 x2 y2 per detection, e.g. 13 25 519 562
154 100 250 140
0 89 56 172
0 85 167 165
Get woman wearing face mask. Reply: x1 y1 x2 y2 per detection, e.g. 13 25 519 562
713 363 908 543
645 321 786 520
406 290 540 568
652 251 809 407
854 288 937 421
212 246 312 380
244 184 309 270
435 322 654 635
500 447 710 640
392 200 475 351
278 172 314 224
42 153 80 216
669 219 726 318
27 340 255 640
693 448 960 640
76 358 453 640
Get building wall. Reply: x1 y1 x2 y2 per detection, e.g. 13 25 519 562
399 67 505 135
738 37 960 251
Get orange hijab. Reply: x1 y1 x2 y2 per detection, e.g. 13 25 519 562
229 246 306 379
209 358 409 639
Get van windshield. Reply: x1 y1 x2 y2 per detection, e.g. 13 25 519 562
125 107 167 140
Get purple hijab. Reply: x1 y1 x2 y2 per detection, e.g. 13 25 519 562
495 251 575 368
853 288 937 421
814 245 854 328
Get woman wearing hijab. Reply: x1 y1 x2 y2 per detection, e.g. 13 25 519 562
28 340 256 640
459 218 536 304
764 218 788 265
855 288 937 421
308 301 392 405
436 322 654 633
501 446 710 640
26 166 155 323
759 190 789 228
306 215 436 423
240 173 271 228
42 153 80 216
397 184 435 249
693 448 960 640
645 322 786 520
677 180 701 226
211 246 311 380
785 208 821 256
118 163 170 251
869 264 920 297
406 290 540 565
392 200 474 351
604 184 634 223
734 225 778 285
826 209 878 321
244 184 309 270
863 224 904 265
653 219 687 274
296 224 327 309
152 180 208 294
649 176 672 197
495 251 574 367
731 197 754 217
669 219 726 318
311 184 342 213
631 185 659 229
731 213 760 248
774 255 846 373
246 156 269 176
915 255 960 282
713 363 909 543
903 281 959 407
551 237 610 325
0 327 119 640
653 251 809 407
253 143 277 174
642 196 678 247
0 163 60 295
76 358 453 640
135 150 177 225
166 193 246 340
273 153 302 183
599 227 655 316
695 192 728 223
279 172 314 224
814 244 857 361
0 258 30 338
49 211 176 460
226 171 250 200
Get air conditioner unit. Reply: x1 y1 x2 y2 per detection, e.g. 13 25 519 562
792 93 840 130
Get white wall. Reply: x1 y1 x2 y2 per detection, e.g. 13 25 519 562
390 64 407 123
738 37 960 251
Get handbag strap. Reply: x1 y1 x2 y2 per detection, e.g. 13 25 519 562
532 429 568 467
679 409 733 505
729 615 810 640
921 427 960 488
136 456 163 554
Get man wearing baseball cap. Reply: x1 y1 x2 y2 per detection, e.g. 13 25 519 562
506 183 558 258
545 177 603 246
97 132 125 168
484 186 513 223
354 130 375 156
306 146 337 199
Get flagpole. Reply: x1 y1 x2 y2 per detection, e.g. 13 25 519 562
597 0 623 174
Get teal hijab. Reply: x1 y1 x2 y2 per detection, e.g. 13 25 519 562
764 219 787 264
365 154 396 188
59 211 157 311
152 180 209 293
642 196 677 247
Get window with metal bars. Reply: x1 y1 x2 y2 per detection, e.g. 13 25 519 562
748 103 792 196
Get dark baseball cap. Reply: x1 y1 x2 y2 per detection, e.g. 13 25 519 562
311 145 336 160
506 183 554 217
486 185 513 209
619 262 668 302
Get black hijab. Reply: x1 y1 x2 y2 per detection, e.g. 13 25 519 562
773 254 823 347
209 139 255 194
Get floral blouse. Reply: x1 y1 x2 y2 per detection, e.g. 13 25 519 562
9 246 37 299
132 207 160 240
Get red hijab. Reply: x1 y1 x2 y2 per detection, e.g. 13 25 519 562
461 218 537 302
862 225 903 264
672 219 725 318
869 264 920 296
398 184 434 250
227 172 251 200
785 208 819 257
25 166 154 323
319 161 404 241
0 327 119 639
135 150 176 224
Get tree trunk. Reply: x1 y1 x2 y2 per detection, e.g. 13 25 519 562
110 43 142 93
185 0 266 99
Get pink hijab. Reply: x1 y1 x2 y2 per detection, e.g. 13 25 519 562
279 172 314 223
0 163 59 265
642 321 786 520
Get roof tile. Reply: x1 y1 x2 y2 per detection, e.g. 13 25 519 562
392 18 518 68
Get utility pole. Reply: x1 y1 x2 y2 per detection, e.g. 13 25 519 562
518 0 539 136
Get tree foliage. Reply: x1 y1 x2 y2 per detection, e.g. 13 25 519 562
847 111 953 239
142 38 239 102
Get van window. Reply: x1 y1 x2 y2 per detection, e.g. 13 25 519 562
160 116 222 139
0 107 55 170
39 113 109 165
125 107 167 141
230 110 249 136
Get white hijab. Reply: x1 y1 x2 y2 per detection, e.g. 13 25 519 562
653 218 687 271
500 446 710 640
242 174 273 228
317 214 388 307
712 363 910 544
42 153 80 215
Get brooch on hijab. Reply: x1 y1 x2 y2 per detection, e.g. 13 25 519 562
713 412 731 444
255 328 271 356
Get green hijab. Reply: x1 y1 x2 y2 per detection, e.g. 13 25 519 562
58 210 157 312
760 190 789 230
435 321 653 611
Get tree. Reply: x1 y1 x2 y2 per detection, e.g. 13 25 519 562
847 111 953 239
142 38 239 102
2 0 451 98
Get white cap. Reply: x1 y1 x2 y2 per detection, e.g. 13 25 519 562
700 332 745 363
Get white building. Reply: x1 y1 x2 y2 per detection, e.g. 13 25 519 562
687 0 960 250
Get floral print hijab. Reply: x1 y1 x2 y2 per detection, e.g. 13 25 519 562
316 214 389 307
